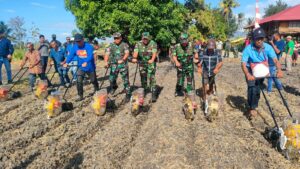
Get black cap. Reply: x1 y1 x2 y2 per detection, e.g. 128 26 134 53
74 33 84 42
39 34 45 38
252 28 266 40
52 34 56 38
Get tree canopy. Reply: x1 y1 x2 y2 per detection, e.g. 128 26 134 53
264 0 288 17
65 0 240 46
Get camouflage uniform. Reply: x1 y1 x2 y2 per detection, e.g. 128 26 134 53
134 39 157 92
173 37 197 94
105 41 131 95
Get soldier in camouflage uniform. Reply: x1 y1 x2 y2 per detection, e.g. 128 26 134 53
104 32 131 102
132 32 158 102
173 33 199 96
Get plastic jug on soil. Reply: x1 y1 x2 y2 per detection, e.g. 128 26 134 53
91 89 108 116
183 90 197 120
35 80 48 99
44 91 62 119
130 88 144 115
0 86 9 101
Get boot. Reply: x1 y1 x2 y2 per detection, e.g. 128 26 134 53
151 88 158 103
7 80 13 84
108 82 117 95
175 85 184 97
0 81 2 85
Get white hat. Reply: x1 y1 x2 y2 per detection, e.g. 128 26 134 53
287 36 292 39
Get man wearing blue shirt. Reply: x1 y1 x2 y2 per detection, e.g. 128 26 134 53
267 32 285 93
65 34 99 101
49 41 70 87
241 28 283 119
0 29 14 85
65 37 77 82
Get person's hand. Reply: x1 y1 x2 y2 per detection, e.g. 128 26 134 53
148 59 154 64
104 62 109 68
132 58 137 63
29 64 34 69
213 68 219 75
193 58 199 64
20 63 24 68
175 62 181 68
246 73 255 81
197 66 202 74
60 62 64 66
117 60 124 64
63 63 68 68
277 70 283 78
82 62 87 67
7 54 12 61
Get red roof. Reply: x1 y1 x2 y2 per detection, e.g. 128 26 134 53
259 4 300 24
245 4 300 28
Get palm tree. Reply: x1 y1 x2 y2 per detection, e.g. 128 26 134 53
220 0 240 22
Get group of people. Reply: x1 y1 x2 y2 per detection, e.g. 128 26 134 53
0 26 298 120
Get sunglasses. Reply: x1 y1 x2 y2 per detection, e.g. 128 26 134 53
114 37 121 40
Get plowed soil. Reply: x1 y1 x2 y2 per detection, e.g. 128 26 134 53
0 58 299 169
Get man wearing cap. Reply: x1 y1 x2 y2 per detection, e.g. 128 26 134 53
173 33 199 96
50 34 62 48
66 33 99 101
285 35 294 71
0 29 14 85
104 32 131 102
241 28 283 119
197 39 223 113
132 32 158 102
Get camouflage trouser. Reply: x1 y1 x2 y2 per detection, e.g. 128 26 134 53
139 62 156 91
109 63 131 94
176 63 194 93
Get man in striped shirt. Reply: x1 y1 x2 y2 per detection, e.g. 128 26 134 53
197 39 223 102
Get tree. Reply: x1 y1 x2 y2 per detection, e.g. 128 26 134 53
219 0 239 22
0 21 12 37
28 22 40 43
264 0 288 17
71 29 80 37
184 0 205 12
65 0 186 48
8 16 26 48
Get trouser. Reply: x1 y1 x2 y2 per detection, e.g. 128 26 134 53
29 73 46 88
224 49 230 58
247 78 264 110
109 63 131 94
57 67 70 85
267 66 283 92
77 69 99 97
292 51 298 62
176 63 194 93
139 62 156 91
0 57 12 82
285 54 292 71
41 56 48 73
69 61 78 81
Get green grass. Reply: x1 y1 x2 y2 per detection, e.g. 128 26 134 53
13 48 26 60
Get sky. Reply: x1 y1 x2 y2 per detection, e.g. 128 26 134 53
1 0 300 42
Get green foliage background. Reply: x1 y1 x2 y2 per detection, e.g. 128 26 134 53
64 0 240 47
